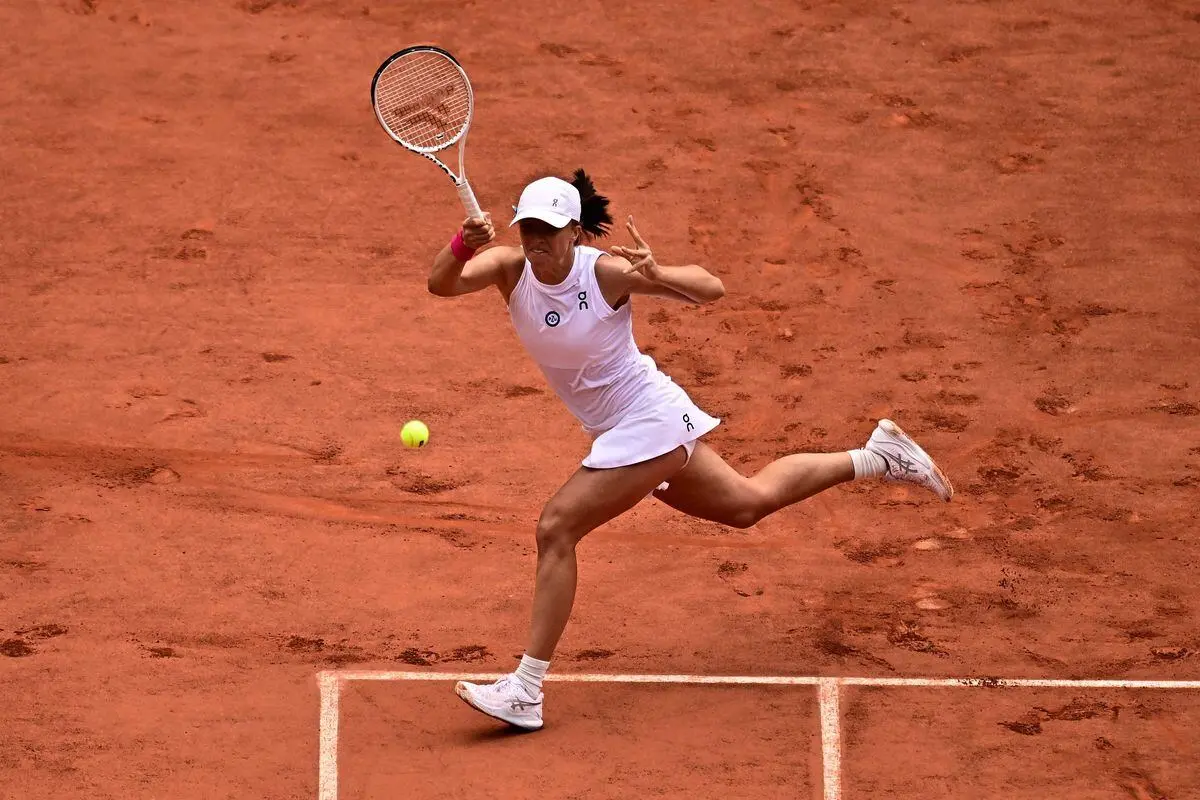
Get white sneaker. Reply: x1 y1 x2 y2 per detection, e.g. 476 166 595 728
454 674 544 730
866 419 954 502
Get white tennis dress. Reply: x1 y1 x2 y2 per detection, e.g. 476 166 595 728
507 245 720 469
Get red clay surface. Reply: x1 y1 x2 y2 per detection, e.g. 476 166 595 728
341 682 819 799
842 687 1200 798
2 1 1198 798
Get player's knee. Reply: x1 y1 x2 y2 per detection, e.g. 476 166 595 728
726 508 760 529
725 488 769 529
535 506 578 556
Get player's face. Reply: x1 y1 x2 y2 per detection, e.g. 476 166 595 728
518 219 576 267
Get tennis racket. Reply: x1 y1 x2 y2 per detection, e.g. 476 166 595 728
370 45 483 220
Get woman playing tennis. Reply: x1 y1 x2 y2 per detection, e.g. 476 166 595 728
429 169 954 730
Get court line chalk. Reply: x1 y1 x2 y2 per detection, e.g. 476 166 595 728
321 670 1200 689
315 670 1200 800
818 679 842 800
318 673 340 800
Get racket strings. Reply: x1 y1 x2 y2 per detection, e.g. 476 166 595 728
375 53 471 150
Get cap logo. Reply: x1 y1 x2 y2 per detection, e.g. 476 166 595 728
552 198 559 207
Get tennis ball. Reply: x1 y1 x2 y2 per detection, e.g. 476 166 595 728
401 420 429 448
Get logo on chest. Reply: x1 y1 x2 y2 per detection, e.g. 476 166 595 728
543 292 589 329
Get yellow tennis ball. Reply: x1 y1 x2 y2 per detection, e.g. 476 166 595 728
400 419 429 448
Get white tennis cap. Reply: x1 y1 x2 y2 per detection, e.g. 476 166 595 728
510 177 581 228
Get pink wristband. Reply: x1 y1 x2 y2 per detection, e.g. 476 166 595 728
449 229 476 262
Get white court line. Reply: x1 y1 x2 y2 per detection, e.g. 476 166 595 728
818 679 842 800
316 670 1200 800
837 677 1200 689
318 673 340 800
325 670 1200 689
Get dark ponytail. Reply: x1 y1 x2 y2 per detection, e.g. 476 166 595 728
570 168 612 238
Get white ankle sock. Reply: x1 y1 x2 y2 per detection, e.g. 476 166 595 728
514 654 550 695
848 448 888 479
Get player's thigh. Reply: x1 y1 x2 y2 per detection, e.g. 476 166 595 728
651 441 763 525
539 446 689 539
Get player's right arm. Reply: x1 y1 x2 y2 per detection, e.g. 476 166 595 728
427 215 515 297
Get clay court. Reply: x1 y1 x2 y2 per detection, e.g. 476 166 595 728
2 0 1198 797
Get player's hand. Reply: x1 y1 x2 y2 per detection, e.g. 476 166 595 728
461 212 495 249
609 215 660 281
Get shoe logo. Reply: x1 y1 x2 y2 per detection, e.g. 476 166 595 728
881 450 918 475
510 698 542 711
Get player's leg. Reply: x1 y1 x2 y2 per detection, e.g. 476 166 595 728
655 419 953 527
525 448 688 661
653 442 851 527
455 445 688 730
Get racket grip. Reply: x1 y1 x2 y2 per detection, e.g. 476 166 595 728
456 179 483 221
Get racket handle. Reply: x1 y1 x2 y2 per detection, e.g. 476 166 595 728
456 178 483 221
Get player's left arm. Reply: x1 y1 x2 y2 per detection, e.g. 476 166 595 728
598 257 724 305
597 216 725 306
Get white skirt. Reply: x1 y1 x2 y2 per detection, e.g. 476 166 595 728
580 380 720 470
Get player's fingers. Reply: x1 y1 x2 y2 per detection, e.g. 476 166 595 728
625 216 639 241
614 253 640 273
628 256 651 274
467 224 492 243
626 215 650 249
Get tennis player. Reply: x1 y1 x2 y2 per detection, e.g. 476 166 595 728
428 169 953 730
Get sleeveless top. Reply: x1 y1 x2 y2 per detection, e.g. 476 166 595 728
507 245 666 433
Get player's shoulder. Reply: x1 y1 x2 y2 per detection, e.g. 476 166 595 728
486 245 526 288
591 248 629 272
593 249 633 283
